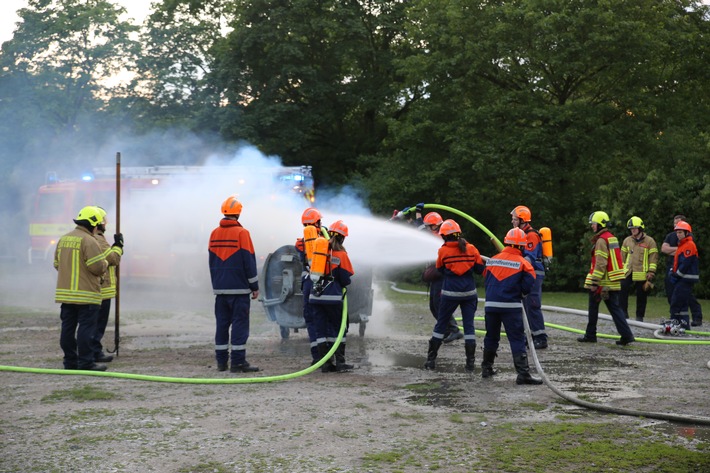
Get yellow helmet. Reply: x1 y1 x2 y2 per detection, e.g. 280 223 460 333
588 211 610 227
74 206 103 227
221 195 243 215
626 216 644 230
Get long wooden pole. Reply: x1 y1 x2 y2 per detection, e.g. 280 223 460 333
114 152 121 356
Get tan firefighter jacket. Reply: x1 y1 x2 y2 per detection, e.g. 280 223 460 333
96 232 123 299
54 226 108 305
621 233 658 281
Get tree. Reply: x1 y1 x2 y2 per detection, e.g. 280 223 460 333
209 0 414 186
367 0 710 291
0 0 140 136
127 0 231 133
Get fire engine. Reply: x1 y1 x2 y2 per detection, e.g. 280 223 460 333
28 165 315 287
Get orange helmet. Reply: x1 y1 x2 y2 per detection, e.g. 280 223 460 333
221 195 242 215
511 205 532 222
423 212 443 226
301 207 322 225
438 219 461 236
329 220 348 237
504 228 527 247
674 221 692 233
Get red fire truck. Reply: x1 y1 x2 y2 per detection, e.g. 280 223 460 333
28 165 315 287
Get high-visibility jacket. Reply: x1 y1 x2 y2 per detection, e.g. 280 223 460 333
483 247 536 312
209 219 259 295
621 233 658 281
436 241 485 299
96 232 123 299
309 248 354 305
54 226 108 305
521 223 545 276
673 235 699 284
584 230 625 290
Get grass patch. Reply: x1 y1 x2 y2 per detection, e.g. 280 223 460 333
42 384 120 402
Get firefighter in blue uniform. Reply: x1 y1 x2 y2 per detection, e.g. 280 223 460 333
295 207 329 364
309 220 355 373
481 228 542 385
424 219 485 371
511 205 549 349
208 196 260 373
669 221 700 330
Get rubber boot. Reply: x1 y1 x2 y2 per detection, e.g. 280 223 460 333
513 353 543 385
423 339 442 370
335 343 354 372
318 342 336 373
464 342 476 372
481 350 497 378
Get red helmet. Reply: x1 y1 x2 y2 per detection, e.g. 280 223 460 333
511 205 532 222
301 207 322 225
221 195 242 215
423 212 444 226
438 219 461 236
329 220 348 237
674 221 692 233
504 228 527 247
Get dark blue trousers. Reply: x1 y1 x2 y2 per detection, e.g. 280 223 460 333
483 309 526 356
214 294 251 365
60 303 100 369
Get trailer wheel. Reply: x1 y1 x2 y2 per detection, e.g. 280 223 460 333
279 325 290 339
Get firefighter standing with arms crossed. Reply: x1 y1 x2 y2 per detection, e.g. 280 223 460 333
619 216 658 322
577 211 635 345
481 228 542 385
54 206 109 371
208 196 260 373
510 205 549 349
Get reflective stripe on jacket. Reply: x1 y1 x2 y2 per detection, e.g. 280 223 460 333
621 233 658 281
436 241 484 299
96 232 123 299
54 226 108 305
483 247 536 312
209 219 259 295
584 230 625 290
673 236 699 284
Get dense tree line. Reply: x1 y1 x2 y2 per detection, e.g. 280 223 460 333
1 0 708 296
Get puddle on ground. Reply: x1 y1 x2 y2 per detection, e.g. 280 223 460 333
650 422 710 442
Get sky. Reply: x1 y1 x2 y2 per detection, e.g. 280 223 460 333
0 0 153 44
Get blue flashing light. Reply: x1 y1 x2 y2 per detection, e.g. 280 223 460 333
81 172 94 182
294 174 304 182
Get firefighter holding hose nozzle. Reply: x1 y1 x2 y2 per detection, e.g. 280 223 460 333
482 228 542 385
424 219 484 372
309 220 355 373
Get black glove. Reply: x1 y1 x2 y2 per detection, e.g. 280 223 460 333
113 233 124 248
402 206 412 215
416 202 425 213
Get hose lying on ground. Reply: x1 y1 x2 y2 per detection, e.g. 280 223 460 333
385 279 710 425
0 297 350 384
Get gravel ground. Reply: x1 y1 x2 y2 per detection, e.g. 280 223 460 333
1 264 710 473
